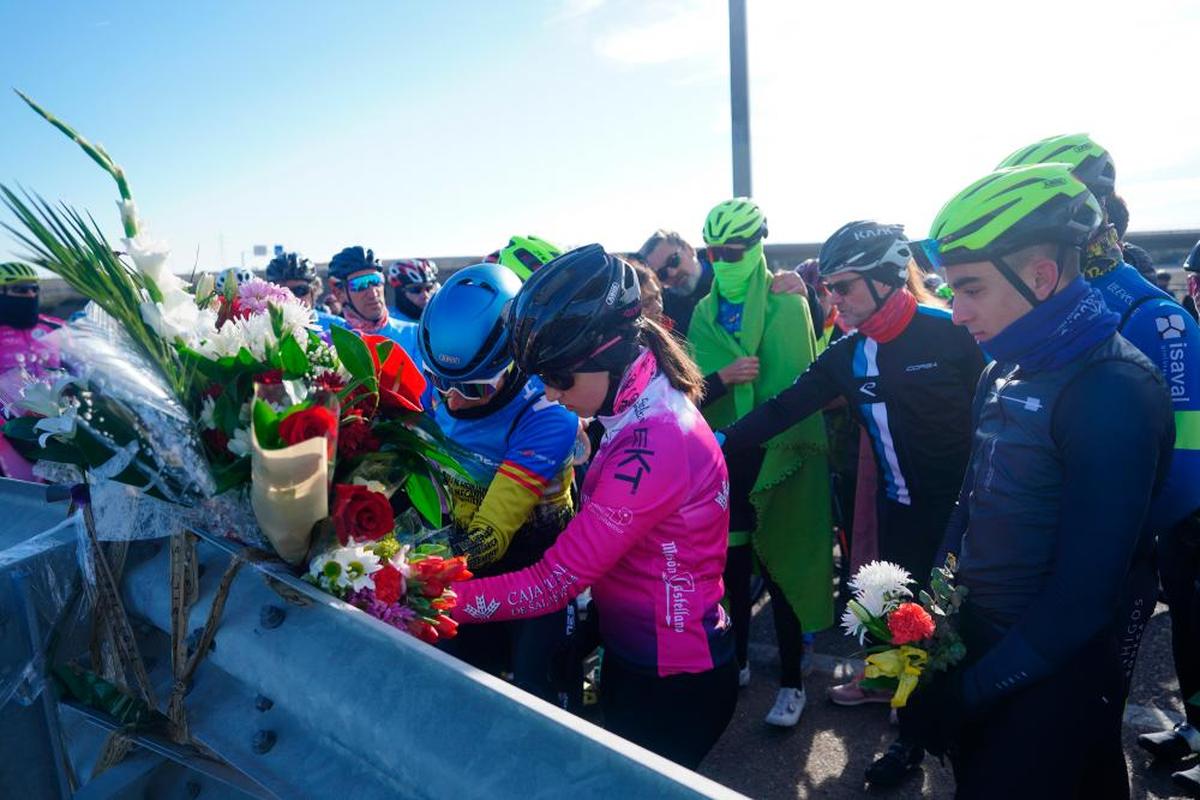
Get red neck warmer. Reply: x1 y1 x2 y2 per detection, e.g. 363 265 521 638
856 288 917 343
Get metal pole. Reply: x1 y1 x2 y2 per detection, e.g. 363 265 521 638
728 0 752 198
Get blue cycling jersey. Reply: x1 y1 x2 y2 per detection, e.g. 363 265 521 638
1092 264 1200 527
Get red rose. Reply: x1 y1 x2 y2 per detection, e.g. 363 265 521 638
338 419 380 461
887 602 936 645
332 484 394 545
202 427 230 455
279 405 339 447
361 334 426 413
372 562 404 605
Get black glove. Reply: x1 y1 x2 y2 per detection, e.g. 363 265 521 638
901 668 970 758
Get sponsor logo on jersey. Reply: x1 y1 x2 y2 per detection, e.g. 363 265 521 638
1157 313 1187 340
462 594 501 620
905 361 938 373
1166 340 1190 402
661 541 694 633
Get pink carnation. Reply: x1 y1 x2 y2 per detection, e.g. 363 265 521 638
237 278 294 315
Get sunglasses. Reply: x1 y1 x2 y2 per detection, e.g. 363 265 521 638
655 251 682 282
288 284 311 298
347 273 384 293
1 283 39 297
824 276 864 296
404 283 436 295
428 363 512 401
707 244 748 264
539 371 575 392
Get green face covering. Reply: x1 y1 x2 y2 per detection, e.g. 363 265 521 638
712 242 764 304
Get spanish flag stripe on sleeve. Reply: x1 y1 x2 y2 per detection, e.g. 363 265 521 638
498 461 547 495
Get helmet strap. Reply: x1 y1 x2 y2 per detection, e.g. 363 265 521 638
993 247 1068 309
863 274 897 312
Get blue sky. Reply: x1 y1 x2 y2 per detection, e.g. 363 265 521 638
1 1 1198 271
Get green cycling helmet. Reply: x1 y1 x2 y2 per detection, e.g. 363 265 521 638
917 164 1103 306
490 235 562 281
0 262 38 287
703 198 767 246
997 133 1116 200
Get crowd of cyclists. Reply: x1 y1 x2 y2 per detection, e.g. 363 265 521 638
4 133 1200 797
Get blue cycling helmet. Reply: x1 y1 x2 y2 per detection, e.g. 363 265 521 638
418 263 523 396
328 246 380 281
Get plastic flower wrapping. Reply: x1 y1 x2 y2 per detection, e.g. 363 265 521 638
840 557 968 707
0 92 467 643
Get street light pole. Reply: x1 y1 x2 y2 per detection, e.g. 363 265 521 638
728 0 752 198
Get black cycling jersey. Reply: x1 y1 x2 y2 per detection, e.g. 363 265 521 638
721 305 984 505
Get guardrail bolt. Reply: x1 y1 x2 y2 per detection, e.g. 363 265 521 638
260 604 286 629
252 729 277 754
255 694 274 712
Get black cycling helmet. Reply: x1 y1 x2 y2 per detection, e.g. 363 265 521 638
266 251 316 283
818 221 911 286
507 244 641 377
1184 239 1200 274
328 246 381 281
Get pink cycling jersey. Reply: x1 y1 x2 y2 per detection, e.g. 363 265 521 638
452 349 733 676
0 316 62 377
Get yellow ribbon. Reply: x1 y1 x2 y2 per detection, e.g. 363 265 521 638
864 645 929 708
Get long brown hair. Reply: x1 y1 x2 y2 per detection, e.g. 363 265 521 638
906 262 946 308
641 317 704 403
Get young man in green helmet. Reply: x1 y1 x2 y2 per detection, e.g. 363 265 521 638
904 164 1174 798
688 198 833 728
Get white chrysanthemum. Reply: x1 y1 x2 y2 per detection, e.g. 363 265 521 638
333 545 383 592
849 560 913 616
841 604 869 644
278 300 317 338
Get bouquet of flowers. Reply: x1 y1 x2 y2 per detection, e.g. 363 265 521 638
0 92 467 642
840 556 968 707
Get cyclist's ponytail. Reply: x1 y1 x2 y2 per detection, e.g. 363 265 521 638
640 317 704 403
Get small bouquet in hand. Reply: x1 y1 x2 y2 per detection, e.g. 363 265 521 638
841 556 967 707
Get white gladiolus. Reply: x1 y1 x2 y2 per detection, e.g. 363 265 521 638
123 234 171 285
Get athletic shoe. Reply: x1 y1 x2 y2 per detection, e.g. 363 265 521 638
1139 723 1200 761
738 663 751 688
765 687 806 727
827 676 893 706
1172 764 1200 797
865 739 924 787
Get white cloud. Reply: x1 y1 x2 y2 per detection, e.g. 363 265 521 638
595 0 724 65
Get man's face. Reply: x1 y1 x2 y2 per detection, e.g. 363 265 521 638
643 240 700 295
401 282 437 311
823 273 882 329
338 269 386 320
283 279 315 309
945 260 1039 343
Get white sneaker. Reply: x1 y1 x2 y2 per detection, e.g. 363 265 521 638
765 687 806 727
738 664 751 688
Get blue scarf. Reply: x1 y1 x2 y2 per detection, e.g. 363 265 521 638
985 277 1119 373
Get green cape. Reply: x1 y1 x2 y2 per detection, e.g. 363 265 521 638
690 261 834 632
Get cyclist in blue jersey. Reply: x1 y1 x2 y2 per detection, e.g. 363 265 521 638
998 137 1200 786
265 251 321 310
386 258 439 324
418 263 581 708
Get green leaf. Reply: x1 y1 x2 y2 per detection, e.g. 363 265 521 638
253 399 281 448
405 469 442 528
859 676 898 693
237 347 258 367
269 303 285 339
330 325 375 385
279 334 309 377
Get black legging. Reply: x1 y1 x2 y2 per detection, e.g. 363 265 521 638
601 652 738 769
1159 513 1200 727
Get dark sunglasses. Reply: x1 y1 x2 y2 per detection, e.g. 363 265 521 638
1 283 39 297
823 276 864 297
404 283 436 295
347 273 384 292
655 251 682 281
707 244 748 264
288 284 311 298
539 371 575 392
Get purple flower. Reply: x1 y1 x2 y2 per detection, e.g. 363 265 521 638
346 588 418 631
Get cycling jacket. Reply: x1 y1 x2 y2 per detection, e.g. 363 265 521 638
0 315 63 378
1091 263 1200 528
452 350 734 676
721 305 983 505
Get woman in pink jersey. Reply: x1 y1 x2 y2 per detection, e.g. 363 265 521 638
451 244 737 768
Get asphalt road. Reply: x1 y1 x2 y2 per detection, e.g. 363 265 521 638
696 599 1192 799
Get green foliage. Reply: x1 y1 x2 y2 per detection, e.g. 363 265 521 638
405 469 442 528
